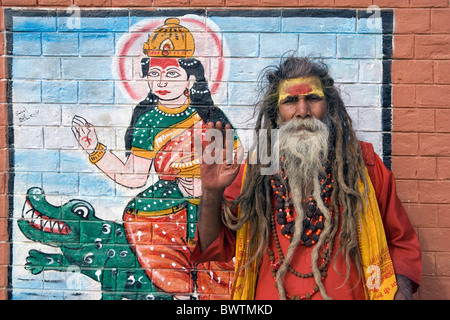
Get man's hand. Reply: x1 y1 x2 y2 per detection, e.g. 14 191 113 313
394 274 413 300
200 121 244 195
196 121 244 253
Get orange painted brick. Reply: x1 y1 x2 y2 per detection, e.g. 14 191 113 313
0 219 7 241
0 34 4 54
411 0 449 8
0 57 6 80
0 104 7 126
419 181 450 204
416 35 450 60
391 156 437 180
436 110 450 132
437 158 450 179
0 127 6 150
38 0 72 5
392 84 415 107
394 9 431 34
373 0 410 8
421 252 436 276
434 61 450 84
0 196 7 220
334 0 372 7
261 0 288 6
439 204 450 227
419 133 450 156
393 108 435 132
392 60 433 84
111 0 150 6
436 253 450 276
0 172 6 195
431 9 450 34
189 0 225 6
153 0 189 6
0 242 9 266
403 203 439 228
392 132 419 156
225 0 261 6
0 266 9 291
396 180 419 203
0 149 8 173
74 0 112 6
393 35 414 59
296 0 334 6
0 9 4 32
417 85 450 107
420 229 450 253
2 0 37 5
0 81 6 104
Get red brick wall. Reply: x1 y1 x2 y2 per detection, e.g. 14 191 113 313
1 0 449 300
390 3 450 300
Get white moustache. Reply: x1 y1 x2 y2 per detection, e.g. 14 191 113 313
280 117 324 133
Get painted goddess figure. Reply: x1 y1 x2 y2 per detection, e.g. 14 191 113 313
72 18 239 298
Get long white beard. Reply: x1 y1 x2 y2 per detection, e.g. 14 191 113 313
278 117 330 190
274 116 332 300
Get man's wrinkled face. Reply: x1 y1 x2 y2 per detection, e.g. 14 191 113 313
278 76 327 124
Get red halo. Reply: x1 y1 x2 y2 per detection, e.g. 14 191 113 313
116 17 225 102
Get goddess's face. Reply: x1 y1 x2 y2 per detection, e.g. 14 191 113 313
147 58 191 103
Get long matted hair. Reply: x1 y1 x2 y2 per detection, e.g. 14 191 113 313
223 55 369 299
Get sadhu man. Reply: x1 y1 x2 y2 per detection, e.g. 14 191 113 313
191 56 421 300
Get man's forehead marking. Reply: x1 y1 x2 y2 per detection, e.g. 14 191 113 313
278 76 325 102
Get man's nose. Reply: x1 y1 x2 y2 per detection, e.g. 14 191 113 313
294 97 311 119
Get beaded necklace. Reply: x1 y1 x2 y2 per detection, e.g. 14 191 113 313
268 152 335 300
270 152 334 246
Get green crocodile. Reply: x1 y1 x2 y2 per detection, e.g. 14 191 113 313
18 187 172 300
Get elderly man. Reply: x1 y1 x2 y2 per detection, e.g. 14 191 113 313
191 57 421 300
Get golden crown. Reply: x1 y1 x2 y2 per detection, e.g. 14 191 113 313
143 18 195 58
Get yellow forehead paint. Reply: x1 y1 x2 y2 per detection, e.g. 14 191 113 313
278 76 325 103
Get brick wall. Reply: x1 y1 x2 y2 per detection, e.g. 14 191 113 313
0 0 449 301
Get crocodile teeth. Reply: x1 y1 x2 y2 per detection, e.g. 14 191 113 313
22 200 70 235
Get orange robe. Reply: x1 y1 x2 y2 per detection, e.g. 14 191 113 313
191 141 421 299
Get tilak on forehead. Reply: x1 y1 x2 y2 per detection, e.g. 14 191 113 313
278 76 325 103
149 57 180 70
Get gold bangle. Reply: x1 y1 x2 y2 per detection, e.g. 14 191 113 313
89 143 106 164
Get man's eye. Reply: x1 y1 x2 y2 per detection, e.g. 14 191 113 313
281 96 297 104
306 94 323 101
166 71 181 78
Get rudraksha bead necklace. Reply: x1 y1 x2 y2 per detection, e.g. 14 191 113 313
270 152 334 246
268 152 336 300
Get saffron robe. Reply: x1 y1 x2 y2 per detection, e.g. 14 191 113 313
191 141 422 299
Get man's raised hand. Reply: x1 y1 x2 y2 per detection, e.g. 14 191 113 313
200 121 244 194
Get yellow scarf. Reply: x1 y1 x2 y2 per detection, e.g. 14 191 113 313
231 168 397 300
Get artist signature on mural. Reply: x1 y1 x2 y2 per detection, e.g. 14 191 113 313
16 107 39 123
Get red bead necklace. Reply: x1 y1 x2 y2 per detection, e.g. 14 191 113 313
270 153 334 246
268 152 335 300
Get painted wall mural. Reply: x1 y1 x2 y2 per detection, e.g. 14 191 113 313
6 8 393 300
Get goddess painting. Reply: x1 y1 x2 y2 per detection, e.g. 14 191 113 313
72 18 239 298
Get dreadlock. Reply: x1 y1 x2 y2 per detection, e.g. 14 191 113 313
222 55 369 300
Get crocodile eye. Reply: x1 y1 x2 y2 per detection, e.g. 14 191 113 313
72 205 90 220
